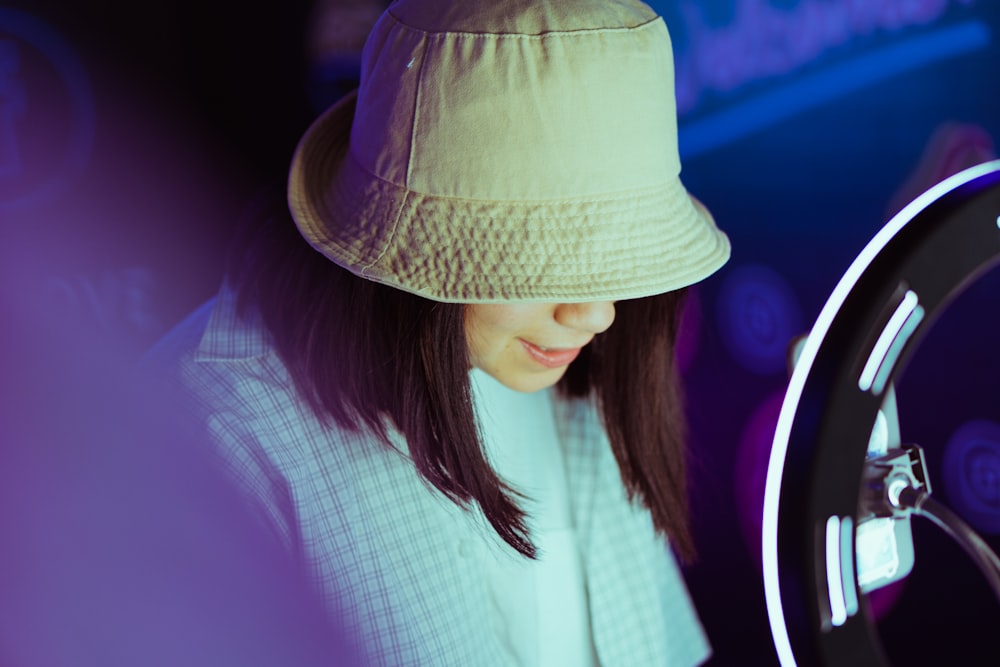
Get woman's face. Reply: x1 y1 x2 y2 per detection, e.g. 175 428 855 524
465 302 616 393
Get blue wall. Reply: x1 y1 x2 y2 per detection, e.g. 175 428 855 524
660 1 1000 664
3 1 999 664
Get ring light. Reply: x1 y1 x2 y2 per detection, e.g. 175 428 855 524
762 160 1000 665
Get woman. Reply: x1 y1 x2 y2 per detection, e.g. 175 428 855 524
171 0 730 664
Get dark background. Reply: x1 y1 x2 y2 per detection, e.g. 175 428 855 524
2 1 998 665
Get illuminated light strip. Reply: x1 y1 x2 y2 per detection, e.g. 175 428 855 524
824 515 859 627
762 160 1000 666
871 303 924 396
826 516 848 627
840 517 859 620
858 290 921 393
679 21 990 159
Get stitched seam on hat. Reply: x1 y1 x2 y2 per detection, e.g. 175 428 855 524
360 32 431 274
340 163 680 212
385 11 663 39
337 150 680 207
405 33 432 189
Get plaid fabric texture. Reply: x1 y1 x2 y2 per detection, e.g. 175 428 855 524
161 287 711 666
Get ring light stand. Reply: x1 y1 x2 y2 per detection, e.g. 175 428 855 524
762 160 1000 666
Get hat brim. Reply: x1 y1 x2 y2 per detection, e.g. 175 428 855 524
289 90 730 304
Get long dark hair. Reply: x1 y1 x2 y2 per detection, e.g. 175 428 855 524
230 190 695 562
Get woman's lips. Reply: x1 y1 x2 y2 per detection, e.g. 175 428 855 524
519 339 583 368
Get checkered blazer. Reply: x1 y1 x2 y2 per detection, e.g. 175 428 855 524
156 288 711 666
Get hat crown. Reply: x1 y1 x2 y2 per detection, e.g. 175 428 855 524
388 0 658 35
351 0 680 201
288 0 731 303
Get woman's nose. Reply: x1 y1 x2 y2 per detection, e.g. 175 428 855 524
554 301 616 334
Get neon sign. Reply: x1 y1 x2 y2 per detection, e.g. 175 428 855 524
663 0 990 157
0 9 94 211
673 0 977 115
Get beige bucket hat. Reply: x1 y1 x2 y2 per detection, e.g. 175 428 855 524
288 0 730 303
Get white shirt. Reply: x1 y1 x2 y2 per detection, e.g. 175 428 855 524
470 369 599 667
